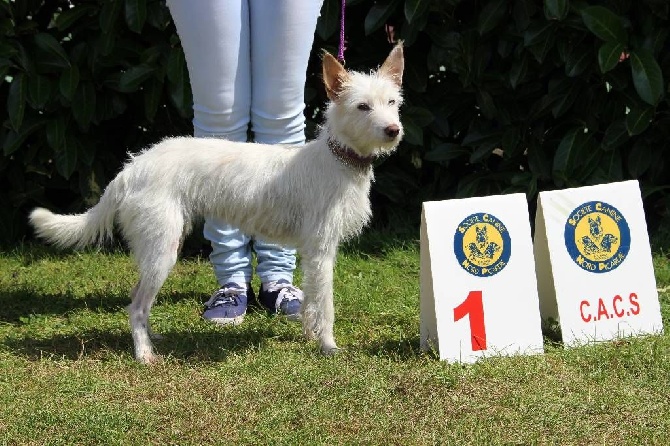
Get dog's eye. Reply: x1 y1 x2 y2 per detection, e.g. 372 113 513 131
357 103 371 111
388 99 396 105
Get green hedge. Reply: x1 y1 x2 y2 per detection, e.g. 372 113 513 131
1 0 193 243
1 0 669 245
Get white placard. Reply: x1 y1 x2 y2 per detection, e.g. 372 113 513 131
420 193 545 363
533 180 663 346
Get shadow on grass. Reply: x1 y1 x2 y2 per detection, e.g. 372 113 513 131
2 329 133 361
4 241 210 268
3 329 423 363
3 306 427 362
0 290 128 324
3 243 127 265
339 229 418 258
363 336 423 360
0 289 204 324
2 321 304 362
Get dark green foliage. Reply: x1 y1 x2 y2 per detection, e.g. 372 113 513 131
1 0 669 244
310 0 669 236
0 0 191 243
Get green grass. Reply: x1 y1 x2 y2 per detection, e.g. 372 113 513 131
1 233 669 445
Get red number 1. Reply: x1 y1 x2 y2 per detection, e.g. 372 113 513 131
453 290 487 351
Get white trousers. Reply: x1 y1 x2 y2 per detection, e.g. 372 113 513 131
167 0 323 285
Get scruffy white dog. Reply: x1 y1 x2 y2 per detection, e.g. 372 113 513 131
29 43 404 364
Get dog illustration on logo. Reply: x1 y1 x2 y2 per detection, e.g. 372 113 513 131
466 225 501 261
580 215 619 255
565 201 630 274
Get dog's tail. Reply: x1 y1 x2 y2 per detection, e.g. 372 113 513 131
29 180 121 249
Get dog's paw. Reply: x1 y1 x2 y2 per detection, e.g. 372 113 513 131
137 351 162 365
320 345 341 357
319 337 340 356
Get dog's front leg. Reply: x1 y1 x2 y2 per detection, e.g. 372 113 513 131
301 244 339 355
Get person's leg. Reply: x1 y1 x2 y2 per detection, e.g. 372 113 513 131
249 0 323 146
202 224 252 286
249 0 323 318
167 0 251 141
167 0 254 324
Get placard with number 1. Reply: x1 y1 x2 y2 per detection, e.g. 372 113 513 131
420 193 544 363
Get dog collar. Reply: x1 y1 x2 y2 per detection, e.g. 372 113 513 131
328 138 375 172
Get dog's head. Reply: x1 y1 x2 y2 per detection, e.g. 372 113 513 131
322 43 404 158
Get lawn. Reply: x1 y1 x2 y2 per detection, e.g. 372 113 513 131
1 232 669 445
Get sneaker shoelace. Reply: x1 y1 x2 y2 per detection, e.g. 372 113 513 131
265 281 304 311
204 285 246 308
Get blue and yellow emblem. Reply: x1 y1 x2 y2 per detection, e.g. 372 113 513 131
564 201 630 273
454 213 511 277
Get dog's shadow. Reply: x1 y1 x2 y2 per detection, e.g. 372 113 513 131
2 321 301 362
0 287 198 324
0 284 305 361
5 326 420 363
2 284 421 361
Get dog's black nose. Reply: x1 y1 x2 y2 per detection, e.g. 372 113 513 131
385 124 400 138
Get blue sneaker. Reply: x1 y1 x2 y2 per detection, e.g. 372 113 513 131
202 282 253 325
258 279 303 322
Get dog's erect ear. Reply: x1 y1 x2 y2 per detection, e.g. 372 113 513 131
379 42 404 88
322 51 349 102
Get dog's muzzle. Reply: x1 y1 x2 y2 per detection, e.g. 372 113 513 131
384 124 401 139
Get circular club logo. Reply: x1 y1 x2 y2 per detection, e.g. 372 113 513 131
454 212 511 277
564 201 630 273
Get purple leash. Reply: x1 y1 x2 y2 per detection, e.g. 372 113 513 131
337 0 346 63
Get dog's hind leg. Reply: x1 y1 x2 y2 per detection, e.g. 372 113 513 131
128 281 158 363
301 244 339 355
125 217 183 364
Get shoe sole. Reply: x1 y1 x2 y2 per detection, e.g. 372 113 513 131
284 313 302 322
260 302 302 322
204 315 245 325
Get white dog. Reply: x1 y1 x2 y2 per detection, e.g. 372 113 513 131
29 43 404 364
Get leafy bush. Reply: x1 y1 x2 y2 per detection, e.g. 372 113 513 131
311 0 669 236
0 0 191 243
1 0 669 245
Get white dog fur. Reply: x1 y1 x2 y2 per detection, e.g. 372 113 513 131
29 43 404 363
